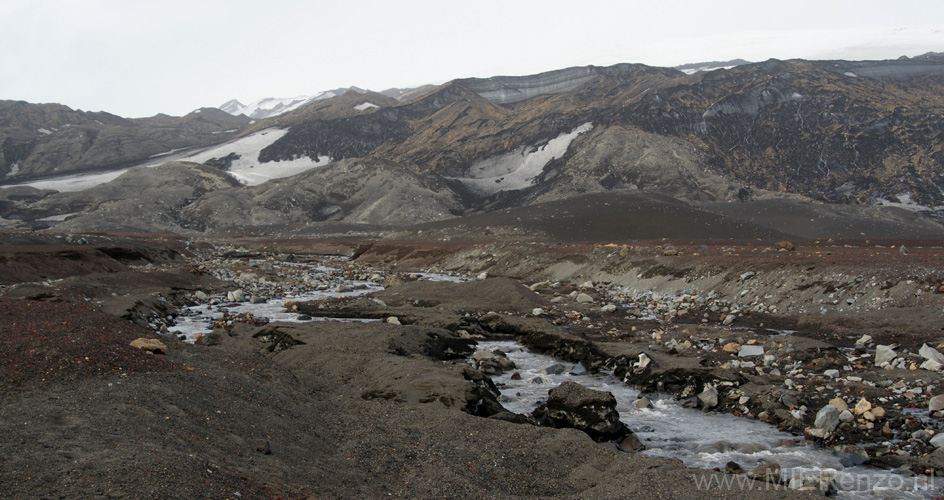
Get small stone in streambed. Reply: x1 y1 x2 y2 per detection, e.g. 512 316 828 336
510 372 522 380
725 461 744 474
617 433 645 452
632 397 651 409
748 463 782 484
545 363 566 375
697 387 718 409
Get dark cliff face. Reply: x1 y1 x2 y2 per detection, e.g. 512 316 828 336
603 59 944 206
0 102 252 183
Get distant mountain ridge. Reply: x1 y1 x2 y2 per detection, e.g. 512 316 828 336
217 85 436 120
3 54 944 239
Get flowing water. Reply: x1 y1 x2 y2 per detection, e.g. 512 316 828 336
480 340 940 499
168 260 466 341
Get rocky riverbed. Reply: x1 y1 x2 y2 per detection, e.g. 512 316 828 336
3 234 944 498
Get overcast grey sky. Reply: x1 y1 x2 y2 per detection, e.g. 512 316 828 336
3 0 943 118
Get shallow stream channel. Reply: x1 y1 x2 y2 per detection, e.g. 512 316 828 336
163 257 939 498
478 340 939 499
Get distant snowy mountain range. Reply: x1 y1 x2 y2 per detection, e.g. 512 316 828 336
218 87 367 120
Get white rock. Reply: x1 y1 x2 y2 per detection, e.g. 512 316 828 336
576 293 593 304
874 345 896 366
739 345 765 357
856 334 873 346
385 316 401 325
698 387 719 408
929 394 944 412
532 308 546 316
477 272 489 280
920 344 944 364
922 359 944 372
814 404 840 432
579 280 594 289
601 304 617 313
931 433 944 449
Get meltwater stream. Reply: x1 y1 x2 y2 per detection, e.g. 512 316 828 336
168 260 467 342
480 340 940 499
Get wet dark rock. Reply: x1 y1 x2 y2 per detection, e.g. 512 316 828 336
535 381 632 442
833 444 869 466
470 348 516 375
545 363 566 375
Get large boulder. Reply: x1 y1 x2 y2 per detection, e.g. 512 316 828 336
130 337 167 354
536 381 633 442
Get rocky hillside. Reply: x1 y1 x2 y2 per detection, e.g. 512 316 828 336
252 55 944 213
0 102 251 182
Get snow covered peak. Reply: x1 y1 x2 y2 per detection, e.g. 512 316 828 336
218 88 368 120
218 99 245 115
219 96 316 120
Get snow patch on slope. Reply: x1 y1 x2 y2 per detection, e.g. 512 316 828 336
449 122 593 196
2 128 330 192
679 64 740 75
354 102 379 111
181 128 331 185
874 192 944 213
5 169 129 192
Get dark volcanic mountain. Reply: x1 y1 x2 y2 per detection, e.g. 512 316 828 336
3 54 944 240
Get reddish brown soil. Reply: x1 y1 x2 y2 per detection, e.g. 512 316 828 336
0 298 181 388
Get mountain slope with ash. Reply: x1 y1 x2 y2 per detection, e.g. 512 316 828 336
0 103 251 182
181 157 462 232
27 162 241 233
